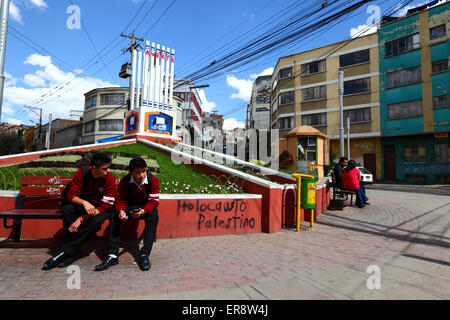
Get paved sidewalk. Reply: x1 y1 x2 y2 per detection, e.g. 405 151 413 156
0 190 448 299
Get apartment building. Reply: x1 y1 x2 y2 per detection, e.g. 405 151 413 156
246 74 271 130
82 87 129 144
271 33 381 180
378 1 449 183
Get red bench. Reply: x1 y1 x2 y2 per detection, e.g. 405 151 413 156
0 175 121 242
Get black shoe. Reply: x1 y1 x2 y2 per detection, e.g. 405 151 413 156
58 251 82 268
94 255 118 271
138 255 151 271
42 251 69 270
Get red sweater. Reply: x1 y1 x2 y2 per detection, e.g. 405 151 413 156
66 167 117 213
115 174 160 213
342 168 361 190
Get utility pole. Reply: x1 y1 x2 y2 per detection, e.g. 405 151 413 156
347 116 350 159
338 71 345 158
24 105 42 149
0 0 10 123
46 113 52 150
121 32 143 111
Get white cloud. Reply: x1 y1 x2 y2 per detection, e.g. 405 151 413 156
5 71 18 87
223 118 245 131
226 75 253 102
6 118 23 125
226 67 274 103
2 103 15 115
29 0 48 8
24 53 52 67
5 53 119 123
197 89 216 113
24 73 46 87
9 1 22 23
250 67 274 80
350 24 377 38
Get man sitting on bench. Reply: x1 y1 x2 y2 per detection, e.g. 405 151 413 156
332 157 347 191
95 157 159 272
42 153 117 270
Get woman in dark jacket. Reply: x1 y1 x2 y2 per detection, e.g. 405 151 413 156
342 160 368 208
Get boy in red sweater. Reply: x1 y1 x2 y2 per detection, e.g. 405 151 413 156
42 153 117 270
95 157 159 271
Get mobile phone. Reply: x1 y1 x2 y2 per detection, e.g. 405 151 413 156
132 208 141 213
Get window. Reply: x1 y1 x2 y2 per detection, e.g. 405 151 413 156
343 78 370 95
339 49 370 67
278 117 294 130
403 145 426 162
84 121 95 133
302 113 327 126
301 85 326 101
433 94 449 109
271 99 278 114
387 100 422 119
436 175 450 183
301 60 326 75
386 66 421 88
430 24 446 40
344 107 371 122
86 96 97 109
173 92 186 101
385 33 420 56
100 93 125 105
279 91 295 105
432 60 448 74
99 119 123 132
405 174 427 182
298 136 317 163
434 144 450 163
278 67 293 79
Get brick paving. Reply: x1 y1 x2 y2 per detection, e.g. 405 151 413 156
0 195 425 299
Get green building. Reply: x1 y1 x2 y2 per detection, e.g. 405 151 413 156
378 1 449 183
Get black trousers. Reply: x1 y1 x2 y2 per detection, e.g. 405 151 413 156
61 203 111 256
108 205 159 257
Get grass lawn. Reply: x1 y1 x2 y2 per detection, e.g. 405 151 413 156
0 143 244 194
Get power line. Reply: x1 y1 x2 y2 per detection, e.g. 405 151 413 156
142 0 177 38
68 0 115 82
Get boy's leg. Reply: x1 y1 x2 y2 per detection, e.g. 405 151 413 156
107 211 122 257
140 208 159 257
61 203 84 243
63 211 111 256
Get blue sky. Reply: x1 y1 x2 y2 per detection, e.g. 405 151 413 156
1 0 432 129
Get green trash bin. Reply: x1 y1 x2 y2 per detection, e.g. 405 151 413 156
300 177 317 209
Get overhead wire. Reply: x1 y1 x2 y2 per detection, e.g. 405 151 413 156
22 0 154 110
218 0 415 119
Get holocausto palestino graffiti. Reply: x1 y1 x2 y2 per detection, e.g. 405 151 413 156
176 199 256 231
